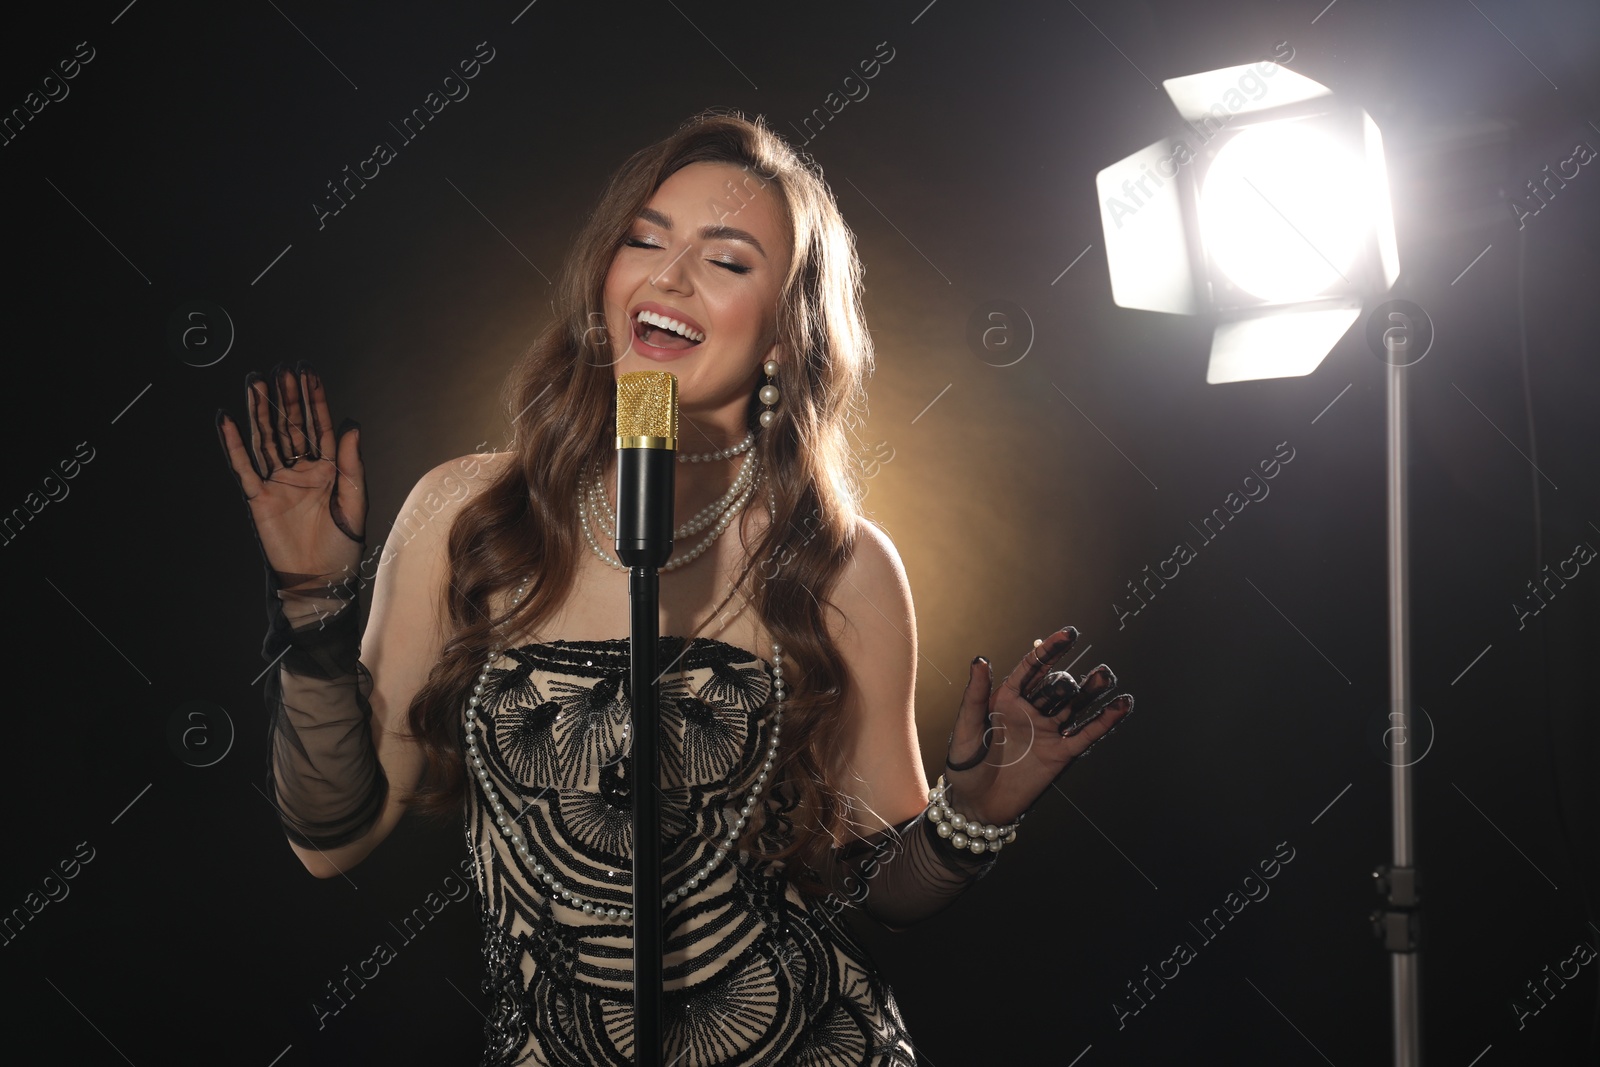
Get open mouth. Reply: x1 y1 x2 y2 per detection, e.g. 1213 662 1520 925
633 309 704 351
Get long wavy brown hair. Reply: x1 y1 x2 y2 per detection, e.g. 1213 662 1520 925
404 108 876 896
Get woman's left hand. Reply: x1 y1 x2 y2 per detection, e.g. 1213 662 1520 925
943 626 1134 827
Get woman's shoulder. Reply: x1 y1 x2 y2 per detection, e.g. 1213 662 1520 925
846 513 907 573
416 448 514 498
409 449 514 509
832 513 912 619
382 450 513 562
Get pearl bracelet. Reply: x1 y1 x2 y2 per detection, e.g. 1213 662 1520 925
926 774 1018 856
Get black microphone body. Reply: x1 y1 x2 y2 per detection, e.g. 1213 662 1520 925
614 446 674 568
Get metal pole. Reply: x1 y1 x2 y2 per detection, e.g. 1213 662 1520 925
1385 349 1422 1067
630 565 663 1067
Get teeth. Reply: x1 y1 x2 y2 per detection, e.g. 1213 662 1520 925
636 309 704 343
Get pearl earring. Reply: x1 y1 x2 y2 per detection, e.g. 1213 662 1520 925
758 360 781 428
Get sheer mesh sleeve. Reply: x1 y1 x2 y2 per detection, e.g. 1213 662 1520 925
818 801 1001 931
261 567 387 850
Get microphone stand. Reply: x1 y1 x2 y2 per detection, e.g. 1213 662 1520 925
624 560 664 1067
614 371 676 1067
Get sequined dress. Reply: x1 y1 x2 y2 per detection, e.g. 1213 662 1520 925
465 636 916 1066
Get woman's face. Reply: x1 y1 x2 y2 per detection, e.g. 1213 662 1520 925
601 161 793 423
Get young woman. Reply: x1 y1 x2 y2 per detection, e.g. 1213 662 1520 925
216 109 1134 1066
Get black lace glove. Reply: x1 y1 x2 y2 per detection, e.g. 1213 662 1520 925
812 628 1134 930
261 566 386 850
820 801 997 932
217 362 385 851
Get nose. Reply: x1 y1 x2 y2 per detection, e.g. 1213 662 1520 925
649 245 694 295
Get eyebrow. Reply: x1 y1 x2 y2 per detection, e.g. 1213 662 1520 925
635 207 769 259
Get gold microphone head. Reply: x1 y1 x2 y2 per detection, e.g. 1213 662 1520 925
615 371 678 449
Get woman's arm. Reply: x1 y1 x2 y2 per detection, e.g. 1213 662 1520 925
274 454 498 878
824 519 927 840
812 519 995 930
817 518 1134 929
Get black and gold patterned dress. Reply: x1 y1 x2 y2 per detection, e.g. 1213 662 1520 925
464 636 916 1066
265 569 995 1066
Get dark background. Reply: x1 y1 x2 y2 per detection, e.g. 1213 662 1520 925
3 0 1597 1063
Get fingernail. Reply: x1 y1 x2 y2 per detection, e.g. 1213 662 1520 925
214 408 227 428
1062 625 1078 639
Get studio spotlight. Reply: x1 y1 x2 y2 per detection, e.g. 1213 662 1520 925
1096 56 1424 1067
1096 60 1400 383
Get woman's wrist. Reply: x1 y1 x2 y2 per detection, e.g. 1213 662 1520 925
271 565 363 631
275 583 358 631
919 816 996 873
938 775 1025 832
926 775 1020 860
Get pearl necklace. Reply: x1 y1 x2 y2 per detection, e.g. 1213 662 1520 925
462 574 785 925
579 456 765 573
593 448 759 540
679 430 755 463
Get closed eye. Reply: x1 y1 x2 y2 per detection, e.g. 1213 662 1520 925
624 238 751 274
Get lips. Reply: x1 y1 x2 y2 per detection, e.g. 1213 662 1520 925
629 301 705 361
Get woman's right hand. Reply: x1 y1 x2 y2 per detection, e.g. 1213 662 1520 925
216 361 367 586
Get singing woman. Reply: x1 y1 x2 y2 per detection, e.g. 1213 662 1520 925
216 109 1134 1066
